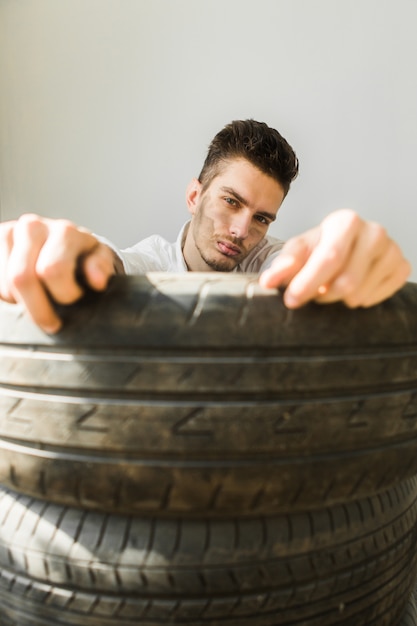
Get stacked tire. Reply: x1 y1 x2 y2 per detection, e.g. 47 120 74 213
0 272 417 625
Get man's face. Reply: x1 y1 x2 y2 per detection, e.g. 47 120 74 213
184 158 285 272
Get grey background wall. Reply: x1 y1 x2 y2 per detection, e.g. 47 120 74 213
1 0 416 278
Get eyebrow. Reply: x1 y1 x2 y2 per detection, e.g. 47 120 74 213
221 186 277 223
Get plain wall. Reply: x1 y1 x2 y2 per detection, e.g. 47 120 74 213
1 0 416 278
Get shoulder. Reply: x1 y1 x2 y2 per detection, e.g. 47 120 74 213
119 227 188 274
119 234 175 273
239 234 285 273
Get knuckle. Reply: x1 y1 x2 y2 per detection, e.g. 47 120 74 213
344 208 361 225
326 208 361 228
8 265 36 291
282 236 307 255
36 257 68 282
58 218 77 232
17 213 41 224
53 219 78 241
336 273 358 296
16 213 43 232
344 210 362 234
322 244 340 265
370 222 387 246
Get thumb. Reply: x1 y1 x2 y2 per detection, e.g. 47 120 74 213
77 245 117 291
259 233 314 289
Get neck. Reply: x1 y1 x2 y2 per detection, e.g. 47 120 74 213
182 221 212 272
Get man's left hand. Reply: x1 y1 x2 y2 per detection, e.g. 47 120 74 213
259 209 411 308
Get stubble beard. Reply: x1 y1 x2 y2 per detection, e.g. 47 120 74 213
196 244 238 272
192 197 247 272
194 229 245 272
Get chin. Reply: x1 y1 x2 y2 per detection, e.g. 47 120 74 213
204 256 238 273
197 244 241 272
207 261 238 272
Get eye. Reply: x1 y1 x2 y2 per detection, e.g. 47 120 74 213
255 214 269 225
224 196 239 207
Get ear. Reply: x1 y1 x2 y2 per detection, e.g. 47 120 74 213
185 178 202 216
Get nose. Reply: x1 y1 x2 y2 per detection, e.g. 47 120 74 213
229 211 251 240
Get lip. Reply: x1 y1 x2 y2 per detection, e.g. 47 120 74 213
217 240 242 256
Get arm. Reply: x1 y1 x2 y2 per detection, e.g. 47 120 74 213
0 214 121 333
259 209 411 308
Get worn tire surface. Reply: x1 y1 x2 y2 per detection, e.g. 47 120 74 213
1 479 417 625
1 273 417 516
402 594 417 626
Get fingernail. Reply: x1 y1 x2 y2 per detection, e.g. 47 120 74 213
43 321 62 335
283 291 299 308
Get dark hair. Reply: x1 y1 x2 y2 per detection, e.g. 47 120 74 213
198 119 299 197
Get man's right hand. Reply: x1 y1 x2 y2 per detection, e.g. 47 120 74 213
0 214 118 334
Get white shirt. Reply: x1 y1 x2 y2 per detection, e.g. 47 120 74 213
111 222 285 275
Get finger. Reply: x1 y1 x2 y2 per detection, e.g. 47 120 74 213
310 221 389 305
359 257 411 307
345 236 411 307
314 225 410 307
341 240 410 307
258 234 315 290
282 210 361 308
36 222 104 303
7 215 63 333
79 244 117 291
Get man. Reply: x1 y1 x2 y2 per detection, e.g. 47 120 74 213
0 119 411 333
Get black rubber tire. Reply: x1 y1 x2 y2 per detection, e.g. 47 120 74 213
1 479 417 625
402 591 417 626
1 274 417 516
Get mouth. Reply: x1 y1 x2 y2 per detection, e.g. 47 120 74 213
217 240 242 257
